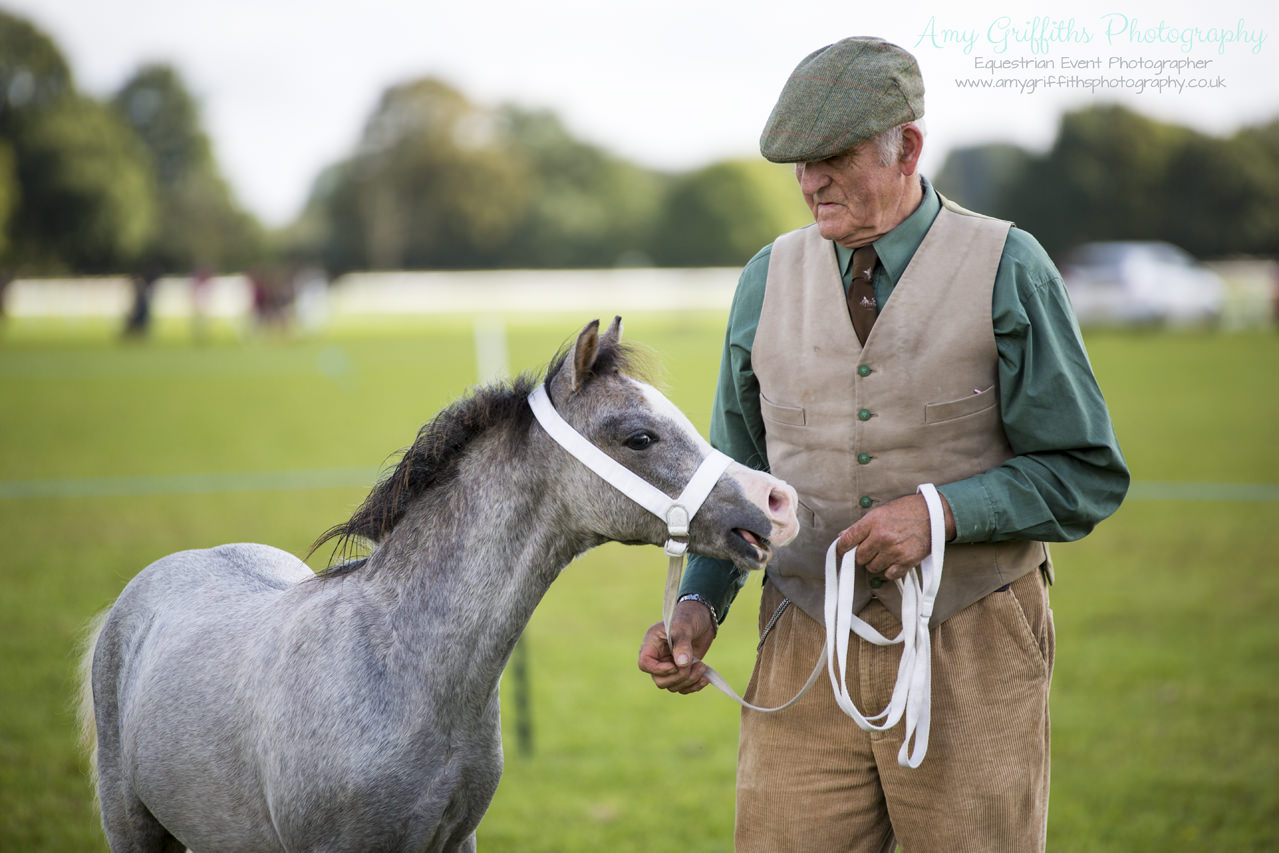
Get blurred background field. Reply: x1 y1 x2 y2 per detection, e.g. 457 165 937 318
1 310 1276 851
1 2 1277 849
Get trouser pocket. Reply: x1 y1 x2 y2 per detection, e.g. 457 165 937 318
1003 568 1054 676
758 596 791 651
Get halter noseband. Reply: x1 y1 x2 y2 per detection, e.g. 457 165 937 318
527 384 733 565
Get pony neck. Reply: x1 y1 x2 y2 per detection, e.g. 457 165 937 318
354 427 593 719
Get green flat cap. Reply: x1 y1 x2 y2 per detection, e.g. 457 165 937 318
760 37 924 163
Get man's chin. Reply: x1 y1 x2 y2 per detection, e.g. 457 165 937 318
815 216 861 246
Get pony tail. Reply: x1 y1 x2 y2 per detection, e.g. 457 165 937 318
77 609 110 812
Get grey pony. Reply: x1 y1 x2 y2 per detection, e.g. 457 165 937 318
80 317 798 852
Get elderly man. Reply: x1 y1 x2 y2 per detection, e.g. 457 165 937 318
638 37 1128 851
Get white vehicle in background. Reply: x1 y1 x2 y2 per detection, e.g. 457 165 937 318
1059 241 1225 327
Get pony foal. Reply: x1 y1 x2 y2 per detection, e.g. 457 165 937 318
81 317 798 852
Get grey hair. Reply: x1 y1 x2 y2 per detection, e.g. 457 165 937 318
872 120 926 166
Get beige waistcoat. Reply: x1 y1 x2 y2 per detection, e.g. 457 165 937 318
754 201 1049 627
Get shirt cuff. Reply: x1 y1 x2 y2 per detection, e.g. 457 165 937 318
679 554 747 624
936 478 996 543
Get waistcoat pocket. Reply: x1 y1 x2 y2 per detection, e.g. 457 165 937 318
760 393 806 426
794 500 817 529
925 384 997 424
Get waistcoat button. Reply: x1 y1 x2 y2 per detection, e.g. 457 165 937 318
858 408 873 421
857 364 872 377
857 452 872 465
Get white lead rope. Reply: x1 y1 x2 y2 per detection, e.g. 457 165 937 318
823 482 945 768
669 483 946 769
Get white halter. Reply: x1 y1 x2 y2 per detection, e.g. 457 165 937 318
527 384 733 627
529 382 944 769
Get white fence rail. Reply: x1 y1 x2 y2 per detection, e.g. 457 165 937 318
6 262 1273 328
5 268 742 321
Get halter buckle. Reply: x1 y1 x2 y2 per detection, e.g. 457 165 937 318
665 504 691 538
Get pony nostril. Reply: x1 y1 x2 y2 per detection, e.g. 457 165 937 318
769 487 791 516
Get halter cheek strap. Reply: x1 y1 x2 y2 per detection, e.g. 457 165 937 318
527 384 733 627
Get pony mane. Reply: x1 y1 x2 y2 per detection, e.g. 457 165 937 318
311 334 645 576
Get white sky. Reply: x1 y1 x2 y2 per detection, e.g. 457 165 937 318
9 0 1276 225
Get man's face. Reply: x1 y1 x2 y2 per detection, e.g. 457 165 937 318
795 143 905 248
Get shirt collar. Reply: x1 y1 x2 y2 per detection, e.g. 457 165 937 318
836 175 941 285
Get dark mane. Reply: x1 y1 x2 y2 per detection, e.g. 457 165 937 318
311 333 645 576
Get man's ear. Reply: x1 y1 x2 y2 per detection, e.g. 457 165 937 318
898 123 924 176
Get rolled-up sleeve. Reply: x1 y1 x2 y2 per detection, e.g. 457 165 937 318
938 228 1130 543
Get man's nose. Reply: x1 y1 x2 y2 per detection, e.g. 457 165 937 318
796 161 829 194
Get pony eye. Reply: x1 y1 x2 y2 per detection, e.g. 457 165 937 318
624 432 656 451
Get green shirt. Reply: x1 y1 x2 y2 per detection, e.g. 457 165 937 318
683 176 1130 621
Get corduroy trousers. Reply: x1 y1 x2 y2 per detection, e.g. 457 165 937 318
735 569 1053 852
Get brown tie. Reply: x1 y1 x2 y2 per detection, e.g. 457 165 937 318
847 245 878 345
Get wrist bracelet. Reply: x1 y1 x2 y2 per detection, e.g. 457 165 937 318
677 593 719 635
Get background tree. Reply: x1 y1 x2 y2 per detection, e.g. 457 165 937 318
0 9 72 136
0 10 156 274
0 142 17 260
932 143 1029 220
938 105 1279 260
8 93 156 273
1158 125 1279 258
4 7 1273 276
648 159 811 267
112 64 263 272
486 105 665 268
311 78 530 272
1003 105 1192 256
1232 120 1279 257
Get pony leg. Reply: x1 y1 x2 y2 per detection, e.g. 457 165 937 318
82 612 185 853
93 686 187 852
101 795 186 853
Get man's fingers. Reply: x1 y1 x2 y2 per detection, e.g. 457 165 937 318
653 661 709 693
666 626 703 679
639 603 718 693
863 547 915 580
862 547 894 575
835 522 866 561
637 623 677 676
670 632 697 668
640 652 677 676
677 676 711 695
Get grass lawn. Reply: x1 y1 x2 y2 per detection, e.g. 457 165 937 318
0 314 1275 851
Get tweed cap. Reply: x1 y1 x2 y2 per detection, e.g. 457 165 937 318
760 37 924 163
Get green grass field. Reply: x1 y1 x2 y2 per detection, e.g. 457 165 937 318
1 314 1276 851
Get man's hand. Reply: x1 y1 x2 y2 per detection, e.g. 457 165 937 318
835 493 957 581
637 600 718 694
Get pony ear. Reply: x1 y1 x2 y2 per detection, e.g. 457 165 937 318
567 318 601 392
600 315 623 350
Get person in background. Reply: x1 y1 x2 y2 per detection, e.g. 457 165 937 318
122 266 160 339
